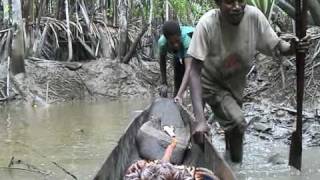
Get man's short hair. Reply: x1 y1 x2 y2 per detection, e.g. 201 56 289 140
214 0 221 5
162 21 181 39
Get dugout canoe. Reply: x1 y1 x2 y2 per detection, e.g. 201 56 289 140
94 98 237 180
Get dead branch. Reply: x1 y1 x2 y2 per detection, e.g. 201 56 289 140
51 161 78 180
4 140 78 180
7 157 51 176
0 28 12 34
0 167 49 176
77 37 96 59
123 23 149 64
272 105 314 118
35 23 49 57
75 71 93 96
280 62 286 89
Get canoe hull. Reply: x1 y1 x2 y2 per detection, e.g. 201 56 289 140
94 98 236 180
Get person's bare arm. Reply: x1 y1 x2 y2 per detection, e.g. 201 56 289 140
277 36 311 56
159 54 168 97
161 138 177 162
189 58 209 135
174 57 192 103
160 54 167 85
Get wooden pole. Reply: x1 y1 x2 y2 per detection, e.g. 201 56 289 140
289 0 308 171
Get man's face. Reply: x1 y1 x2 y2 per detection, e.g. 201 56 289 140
220 0 246 25
167 35 181 53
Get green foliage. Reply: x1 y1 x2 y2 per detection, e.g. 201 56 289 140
169 0 188 20
190 1 215 23
131 0 216 25
170 0 215 24
246 0 275 18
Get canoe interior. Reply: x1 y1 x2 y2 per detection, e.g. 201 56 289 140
94 98 237 180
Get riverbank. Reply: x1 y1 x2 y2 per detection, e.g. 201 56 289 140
0 57 161 106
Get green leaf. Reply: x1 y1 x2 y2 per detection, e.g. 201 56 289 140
247 0 275 17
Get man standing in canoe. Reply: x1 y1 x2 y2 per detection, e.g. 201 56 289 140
158 21 194 101
178 0 310 162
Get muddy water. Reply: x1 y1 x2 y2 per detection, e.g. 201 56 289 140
0 100 320 180
213 133 320 180
0 100 150 180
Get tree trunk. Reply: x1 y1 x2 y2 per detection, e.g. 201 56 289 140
23 0 34 57
65 0 73 61
101 0 107 18
308 0 320 26
113 0 118 26
56 0 65 20
118 0 128 62
276 0 317 25
149 0 153 32
98 26 114 58
11 0 25 74
165 0 169 21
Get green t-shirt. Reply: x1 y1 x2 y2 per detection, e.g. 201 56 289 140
158 26 194 59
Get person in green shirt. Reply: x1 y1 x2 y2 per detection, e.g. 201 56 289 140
158 21 194 102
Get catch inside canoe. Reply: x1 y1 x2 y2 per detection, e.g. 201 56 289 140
94 98 237 180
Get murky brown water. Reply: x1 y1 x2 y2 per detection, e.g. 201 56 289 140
0 99 319 180
0 99 150 180
213 132 320 180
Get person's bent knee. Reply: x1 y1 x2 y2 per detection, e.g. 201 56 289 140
237 119 247 134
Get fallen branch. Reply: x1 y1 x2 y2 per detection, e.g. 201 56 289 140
243 83 270 99
7 157 51 176
246 65 256 77
0 167 49 176
0 28 12 34
4 141 78 180
272 105 314 118
280 62 286 89
77 37 96 59
51 162 78 180
75 71 93 96
35 23 49 57
0 96 15 102
123 23 149 64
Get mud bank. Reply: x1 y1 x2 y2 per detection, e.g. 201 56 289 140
1 58 160 104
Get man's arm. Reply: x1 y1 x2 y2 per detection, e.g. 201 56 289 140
174 57 192 103
160 54 167 85
277 36 310 56
189 58 208 134
159 54 168 97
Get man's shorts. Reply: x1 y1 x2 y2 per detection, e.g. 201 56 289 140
203 90 247 132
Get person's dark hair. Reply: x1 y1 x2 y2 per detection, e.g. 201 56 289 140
214 0 221 5
162 21 181 39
